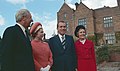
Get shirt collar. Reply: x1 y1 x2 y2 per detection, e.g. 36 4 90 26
17 23 26 35
79 39 86 44
58 34 65 38
58 34 65 42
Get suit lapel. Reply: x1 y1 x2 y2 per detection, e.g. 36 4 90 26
15 24 26 39
64 35 71 50
55 35 65 49
15 25 31 47
55 35 69 50
56 35 62 45
64 35 68 50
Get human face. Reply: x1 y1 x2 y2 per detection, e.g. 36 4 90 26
36 28 44 40
57 22 66 35
78 29 86 40
24 13 33 29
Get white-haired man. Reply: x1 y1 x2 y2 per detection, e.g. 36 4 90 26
1 9 35 71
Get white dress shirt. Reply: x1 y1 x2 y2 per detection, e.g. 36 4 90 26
17 23 26 36
58 34 65 42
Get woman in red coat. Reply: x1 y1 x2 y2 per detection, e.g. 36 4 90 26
74 25 97 71
30 22 53 71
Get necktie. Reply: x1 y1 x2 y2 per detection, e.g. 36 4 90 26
61 36 65 49
25 30 30 41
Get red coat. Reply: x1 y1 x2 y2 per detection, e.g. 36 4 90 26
31 40 53 71
75 39 97 71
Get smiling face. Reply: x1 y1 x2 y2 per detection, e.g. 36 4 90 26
36 28 44 40
57 21 66 36
78 29 86 40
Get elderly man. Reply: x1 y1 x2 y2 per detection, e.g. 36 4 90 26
1 9 35 71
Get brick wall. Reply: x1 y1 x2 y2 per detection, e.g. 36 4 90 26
110 52 120 62
57 1 120 45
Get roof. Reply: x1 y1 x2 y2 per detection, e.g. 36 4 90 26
67 3 76 10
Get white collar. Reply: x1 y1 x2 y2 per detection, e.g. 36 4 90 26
79 39 86 44
17 23 26 36
58 34 65 42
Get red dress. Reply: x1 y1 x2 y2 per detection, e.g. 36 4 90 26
31 40 53 71
75 39 97 71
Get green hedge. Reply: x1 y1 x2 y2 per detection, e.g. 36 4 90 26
96 45 110 64
87 35 96 43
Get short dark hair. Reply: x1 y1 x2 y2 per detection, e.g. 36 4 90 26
57 21 65 28
74 25 85 37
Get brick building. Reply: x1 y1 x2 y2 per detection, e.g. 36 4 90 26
57 0 120 45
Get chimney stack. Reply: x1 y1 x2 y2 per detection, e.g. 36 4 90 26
75 2 79 10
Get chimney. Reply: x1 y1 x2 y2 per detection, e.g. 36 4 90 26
80 0 82 3
117 0 120 7
75 2 79 9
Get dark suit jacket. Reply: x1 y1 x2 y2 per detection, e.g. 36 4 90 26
1 24 35 71
48 35 77 71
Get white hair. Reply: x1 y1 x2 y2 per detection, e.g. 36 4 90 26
15 9 30 22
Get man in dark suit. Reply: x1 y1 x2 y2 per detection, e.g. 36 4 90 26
48 21 77 71
1 9 35 71
0 36 2 71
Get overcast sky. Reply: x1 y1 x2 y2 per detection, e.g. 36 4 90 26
0 0 117 38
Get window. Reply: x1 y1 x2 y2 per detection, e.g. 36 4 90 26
78 18 87 28
64 13 67 19
104 33 115 44
64 13 66 18
66 22 69 31
103 16 113 27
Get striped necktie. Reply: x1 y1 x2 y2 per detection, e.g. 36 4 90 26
61 36 65 49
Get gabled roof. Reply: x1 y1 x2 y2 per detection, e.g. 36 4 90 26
76 2 90 10
94 6 118 11
58 1 93 13
67 3 76 10
58 2 75 12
